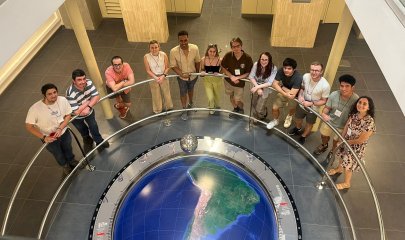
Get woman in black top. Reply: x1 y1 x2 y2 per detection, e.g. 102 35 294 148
200 44 224 114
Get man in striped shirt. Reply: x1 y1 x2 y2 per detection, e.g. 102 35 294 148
66 69 109 153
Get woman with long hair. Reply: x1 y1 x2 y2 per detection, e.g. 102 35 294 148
200 44 224 114
328 96 376 190
249 52 277 121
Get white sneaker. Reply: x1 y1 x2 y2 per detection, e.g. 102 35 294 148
266 119 279 129
284 115 293 128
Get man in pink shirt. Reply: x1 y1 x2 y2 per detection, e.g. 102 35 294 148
105 56 136 118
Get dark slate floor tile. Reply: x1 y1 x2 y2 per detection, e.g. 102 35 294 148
46 203 95 240
293 186 345 227
62 170 112 205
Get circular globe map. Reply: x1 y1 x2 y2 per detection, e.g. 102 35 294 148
113 156 278 240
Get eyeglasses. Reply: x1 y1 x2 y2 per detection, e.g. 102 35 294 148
310 69 321 73
113 63 122 68
231 44 241 48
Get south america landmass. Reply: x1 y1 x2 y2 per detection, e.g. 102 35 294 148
184 160 259 239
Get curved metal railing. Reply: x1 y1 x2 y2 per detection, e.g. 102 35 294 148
1 73 385 240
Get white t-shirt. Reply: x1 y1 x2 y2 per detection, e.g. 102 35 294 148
302 73 331 112
145 51 166 75
26 96 72 135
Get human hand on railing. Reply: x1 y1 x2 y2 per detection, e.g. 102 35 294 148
230 75 239 84
298 96 305 103
200 71 206 77
52 127 63 138
156 75 164 84
302 100 313 108
285 92 295 99
80 106 91 116
250 85 258 93
182 72 190 79
45 134 57 143
321 113 331 122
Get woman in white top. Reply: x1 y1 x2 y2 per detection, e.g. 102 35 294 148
249 52 277 120
144 40 173 114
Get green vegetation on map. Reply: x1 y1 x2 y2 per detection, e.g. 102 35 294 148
189 160 259 235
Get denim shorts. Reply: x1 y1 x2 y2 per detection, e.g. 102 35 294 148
177 77 198 96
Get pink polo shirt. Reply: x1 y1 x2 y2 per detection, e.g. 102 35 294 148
105 63 133 94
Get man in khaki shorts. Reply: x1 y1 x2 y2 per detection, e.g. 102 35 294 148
288 61 330 145
313 74 358 155
267 58 302 129
221 37 253 119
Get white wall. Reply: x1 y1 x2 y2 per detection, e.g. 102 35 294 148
346 0 405 115
0 0 64 68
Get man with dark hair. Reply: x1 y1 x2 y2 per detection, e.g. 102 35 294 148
66 69 109 153
267 58 303 129
288 62 330 144
313 74 359 155
26 83 77 175
170 30 201 120
105 56 135 119
221 37 253 119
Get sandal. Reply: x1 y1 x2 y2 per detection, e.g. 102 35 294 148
114 103 123 110
327 168 343 176
336 183 350 190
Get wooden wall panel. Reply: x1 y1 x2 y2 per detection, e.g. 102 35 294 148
120 0 169 42
271 0 325 48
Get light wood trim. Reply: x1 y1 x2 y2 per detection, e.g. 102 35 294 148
120 0 169 42
271 0 325 48
0 13 62 95
323 0 345 23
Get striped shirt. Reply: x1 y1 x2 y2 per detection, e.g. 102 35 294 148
66 79 99 119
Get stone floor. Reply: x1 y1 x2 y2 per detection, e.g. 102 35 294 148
0 0 405 239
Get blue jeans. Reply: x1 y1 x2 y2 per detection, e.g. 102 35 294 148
71 110 104 144
46 130 75 166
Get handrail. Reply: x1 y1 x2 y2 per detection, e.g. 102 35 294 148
0 144 47 236
2 73 385 240
37 107 357 240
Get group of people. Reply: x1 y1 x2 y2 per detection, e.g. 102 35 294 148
25 30 376 190
25 70 110 175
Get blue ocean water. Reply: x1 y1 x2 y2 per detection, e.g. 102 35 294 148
113 156 277 240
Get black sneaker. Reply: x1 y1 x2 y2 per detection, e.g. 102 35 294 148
313 144 328 155
96 141 110 152
298 136 306 145
63 164 73 175
288 127 302 136
188 103 197 112
229 108 238 119
69 159 80 168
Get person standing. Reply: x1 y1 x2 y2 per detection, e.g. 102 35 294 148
221 37 253 119
249 52 277 121
200 43 223 114
266 58 302 129
170 30 200 120
328 96 376 190
288 62 330 144
313 74 359 155
144 40 173 114
105 56 135 119
66 69 109 153
26 83 77 174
